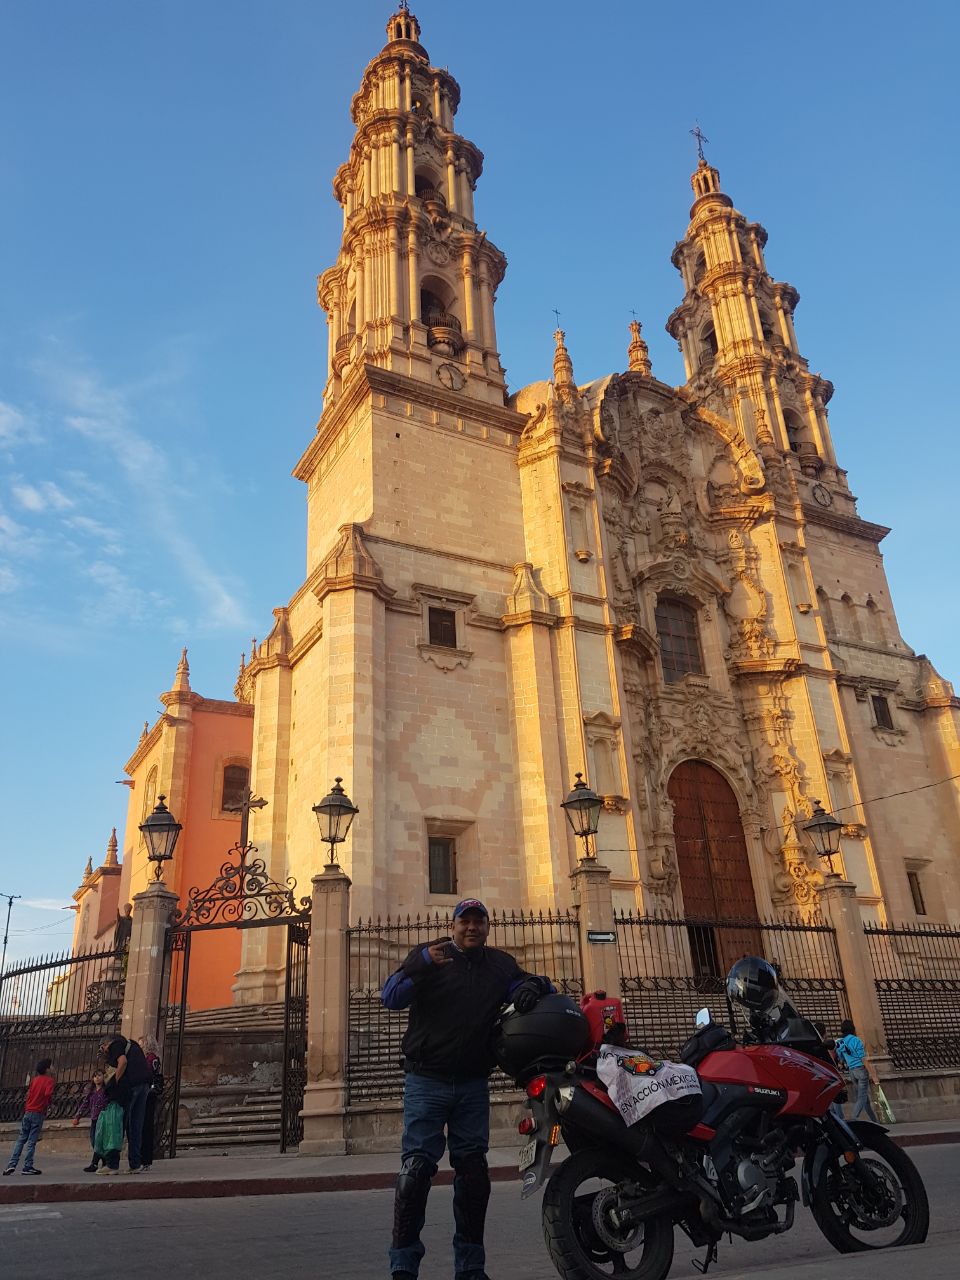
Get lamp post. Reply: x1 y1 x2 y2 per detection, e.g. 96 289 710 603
312 778 359 869
561 773 603 861
803 799 843 875
139 795 182 882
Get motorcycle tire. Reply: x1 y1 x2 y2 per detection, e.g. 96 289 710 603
542 1147 675 1280
810 1123 929 1253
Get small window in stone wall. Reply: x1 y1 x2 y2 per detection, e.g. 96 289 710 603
428 837 457 895
428 607 458 649
907 869 927 917
221 763 250 812
871 695 894 731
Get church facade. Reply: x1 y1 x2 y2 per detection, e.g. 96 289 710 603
90 7 960 1004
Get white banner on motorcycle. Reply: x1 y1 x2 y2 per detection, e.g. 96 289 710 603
597 1046 701 1127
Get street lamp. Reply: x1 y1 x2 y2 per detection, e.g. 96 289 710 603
139 795 182 882
803 799 843 874
312 778 359 868
561 773 603 861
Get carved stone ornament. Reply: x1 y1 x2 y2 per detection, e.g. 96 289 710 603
426 239 451 266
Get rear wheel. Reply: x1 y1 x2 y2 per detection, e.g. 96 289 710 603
811 1123 929 1252
542 1147 675 1280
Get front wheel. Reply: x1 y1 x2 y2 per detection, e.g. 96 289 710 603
542 1147 675 1280
811 1123 929 1252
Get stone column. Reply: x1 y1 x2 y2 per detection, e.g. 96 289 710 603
299 864 352 1155
121 879 178 1045
570 860 622 1000
816 874 888 1058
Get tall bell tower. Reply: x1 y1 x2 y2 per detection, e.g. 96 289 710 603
318 4 507 408
667 149 838 474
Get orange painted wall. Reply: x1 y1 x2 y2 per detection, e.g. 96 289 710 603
118 698 254 1011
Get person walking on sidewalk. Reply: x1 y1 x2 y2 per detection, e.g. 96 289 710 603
381 898 555 1280
3 1058 55 1176
72 1069 109 1172
99 1034 154 1172
835 1018 879 1122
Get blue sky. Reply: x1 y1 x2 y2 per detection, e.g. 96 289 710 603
1 1 957 962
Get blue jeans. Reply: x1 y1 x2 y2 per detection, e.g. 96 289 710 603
125 1083 151 1169
7 1111 44 1170
850 1066 877 1121
389 1073 490 1277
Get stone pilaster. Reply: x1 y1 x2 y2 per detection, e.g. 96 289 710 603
121 880 178 1045
570 860 622 999
299 864 352 1155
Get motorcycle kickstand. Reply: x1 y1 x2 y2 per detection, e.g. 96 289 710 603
691 1242 719 1274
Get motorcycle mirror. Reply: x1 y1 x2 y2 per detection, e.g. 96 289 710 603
695 1007 711 1029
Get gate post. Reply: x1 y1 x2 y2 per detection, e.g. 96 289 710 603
570 860 622 999
816 874 888 1058
299 863 352 1155
121 880 178 1044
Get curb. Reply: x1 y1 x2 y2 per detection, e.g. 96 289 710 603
1 1131 957 1206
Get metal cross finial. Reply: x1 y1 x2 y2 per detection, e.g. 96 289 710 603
225 787 268 849
630 308 638 322
690 122 709 162
552 308 562 330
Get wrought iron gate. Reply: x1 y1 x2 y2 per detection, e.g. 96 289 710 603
155 841 311 1157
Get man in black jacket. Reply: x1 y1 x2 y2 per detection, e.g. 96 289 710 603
381 898 553 1280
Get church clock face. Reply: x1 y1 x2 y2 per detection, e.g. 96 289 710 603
436 363 465 391
811 482 833 507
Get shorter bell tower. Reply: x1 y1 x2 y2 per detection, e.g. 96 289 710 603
318 5 508 407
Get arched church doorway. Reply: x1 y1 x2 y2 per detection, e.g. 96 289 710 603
667 760 761 979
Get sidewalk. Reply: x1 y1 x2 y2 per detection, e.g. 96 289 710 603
2 1121 958 1206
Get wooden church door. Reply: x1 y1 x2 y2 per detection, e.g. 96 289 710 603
667 760 762 978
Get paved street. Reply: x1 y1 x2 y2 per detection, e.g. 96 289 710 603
0 1144 956 1280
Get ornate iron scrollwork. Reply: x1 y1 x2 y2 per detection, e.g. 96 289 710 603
175 844 312 927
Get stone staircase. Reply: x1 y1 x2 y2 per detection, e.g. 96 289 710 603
176 1088 282 1150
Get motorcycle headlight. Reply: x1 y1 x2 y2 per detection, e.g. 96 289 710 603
555 1085 575 1114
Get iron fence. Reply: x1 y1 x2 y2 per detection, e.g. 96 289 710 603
865 920 960 1070
0 942 126 1121
616 912 849 1058
346 909 582 1104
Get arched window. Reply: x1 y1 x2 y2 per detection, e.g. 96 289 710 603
865 597 884 646
693 250 707 284
221 763 250 812
840 593 861 642
760 310 776 343
414 169 442 199
816 587 835 636
699 324 718 366
783 408 816 458
655 597 704 683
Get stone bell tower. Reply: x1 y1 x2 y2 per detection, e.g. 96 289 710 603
666 148 838 472
318 4 507 409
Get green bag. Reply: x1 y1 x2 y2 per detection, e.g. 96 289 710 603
94 1101 124 1155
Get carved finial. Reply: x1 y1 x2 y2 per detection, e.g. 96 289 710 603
104 828 119 868
251 636 258 660
82 856 94 882
171 646 191 694
552 329 579 404
386 3 420 44
628 319 652 377
139 721 149 743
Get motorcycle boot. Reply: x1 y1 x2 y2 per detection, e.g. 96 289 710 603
451 1149 491 1279
390 1153 436 1276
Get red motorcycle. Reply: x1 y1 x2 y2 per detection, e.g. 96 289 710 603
495 960 929 1280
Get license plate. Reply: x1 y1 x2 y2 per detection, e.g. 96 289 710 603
519 1139 538 1172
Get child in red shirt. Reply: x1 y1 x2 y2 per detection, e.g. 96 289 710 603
3 1059 55 1175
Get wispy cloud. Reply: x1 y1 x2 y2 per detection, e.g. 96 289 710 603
0 400 35 446
0 564 17 593
12 480 73 513
33 355 248 632
0 507 43 558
